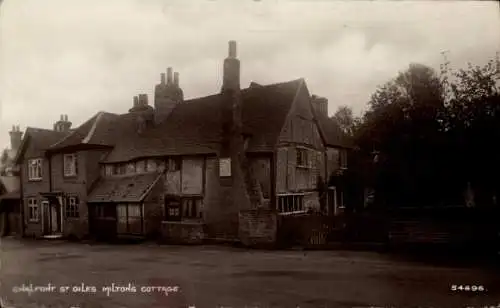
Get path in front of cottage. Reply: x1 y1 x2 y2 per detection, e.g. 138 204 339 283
0 238 499 308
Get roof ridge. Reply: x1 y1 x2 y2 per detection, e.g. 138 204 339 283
50 111 100 149
82 111 105 144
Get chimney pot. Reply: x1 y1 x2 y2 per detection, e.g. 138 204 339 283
228 40 237 58
11 125 15 132
161 73 166 85
167 67 173 84
138 94 148 106
133 96 139 107
174 72 179 87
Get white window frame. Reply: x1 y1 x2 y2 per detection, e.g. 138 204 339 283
146 160 157 172
65 196 79 218
28 158 43 181
277 193 306 215
27 198 39 222
63 153 77 177
104 165 113 176
136 160 146 174
126 162 136 174
296 148 311 168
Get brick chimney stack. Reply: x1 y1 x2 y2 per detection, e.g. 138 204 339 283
167 67 173 85
311 95 329 117
53 114 72 132
173 72 179 87
154 67 184 125
9 125 22 152
218 40 251 234
222 40 240 92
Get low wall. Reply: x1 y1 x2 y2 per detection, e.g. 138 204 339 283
161 221 205 244
238 209 277 247
63 218 88 240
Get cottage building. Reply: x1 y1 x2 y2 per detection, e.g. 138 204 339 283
14 116 72 238
14 41 350 244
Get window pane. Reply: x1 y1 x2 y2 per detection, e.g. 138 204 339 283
136 161 145 173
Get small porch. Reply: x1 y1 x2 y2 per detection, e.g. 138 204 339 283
39 192 66 239
87 172 162 241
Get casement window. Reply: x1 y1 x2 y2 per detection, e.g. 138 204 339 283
165 196 202 221
146 160 157 172
27 198 39 221
136 160 145 173
126 162 136 174
63 153 78 177
104 165 114 176
277 194 305 214
340 150 348 169
65 196 79 218
167 158 181 172
181 196 203 219
28 158 43 181
296 148 309 168
94 204 115 218
165 196 181 221
117 203 143 234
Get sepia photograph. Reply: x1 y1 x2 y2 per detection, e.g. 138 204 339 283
0 0 499 307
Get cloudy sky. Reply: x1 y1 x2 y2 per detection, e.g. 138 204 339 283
0 0 499 150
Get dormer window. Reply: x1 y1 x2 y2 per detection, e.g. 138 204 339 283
136 160 145 173
63 153 78 177
104 165 113 176
126 162 136 174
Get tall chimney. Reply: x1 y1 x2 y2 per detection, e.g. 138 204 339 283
173 72 179 87
160 73 166 85
53 115 72 132
312 95 329 117
222 40 240 92
9 125 22 151
138 94 148 106
167 67 173 85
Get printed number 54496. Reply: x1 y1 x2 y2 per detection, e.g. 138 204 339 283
451 285 485 292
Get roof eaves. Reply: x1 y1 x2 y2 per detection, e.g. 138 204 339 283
271 78 306 149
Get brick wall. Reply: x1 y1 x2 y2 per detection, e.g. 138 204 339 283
22 142 51 237
161 221 205 244
51 150 107 239
239 208 277 247
143 174 164 238
203 157 240 240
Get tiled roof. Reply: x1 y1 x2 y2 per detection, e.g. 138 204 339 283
314 112 352 148
14 128 70 164
0 190 20 201
87 172 162 203
103 79 303 163
49 112 138 151
0 176 20 193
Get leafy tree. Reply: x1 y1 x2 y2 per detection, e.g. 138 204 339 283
333 105 361 137
356 63 446 208
0 148 9 176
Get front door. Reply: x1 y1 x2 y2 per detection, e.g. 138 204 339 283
42 200 62 234
327 187 337 216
